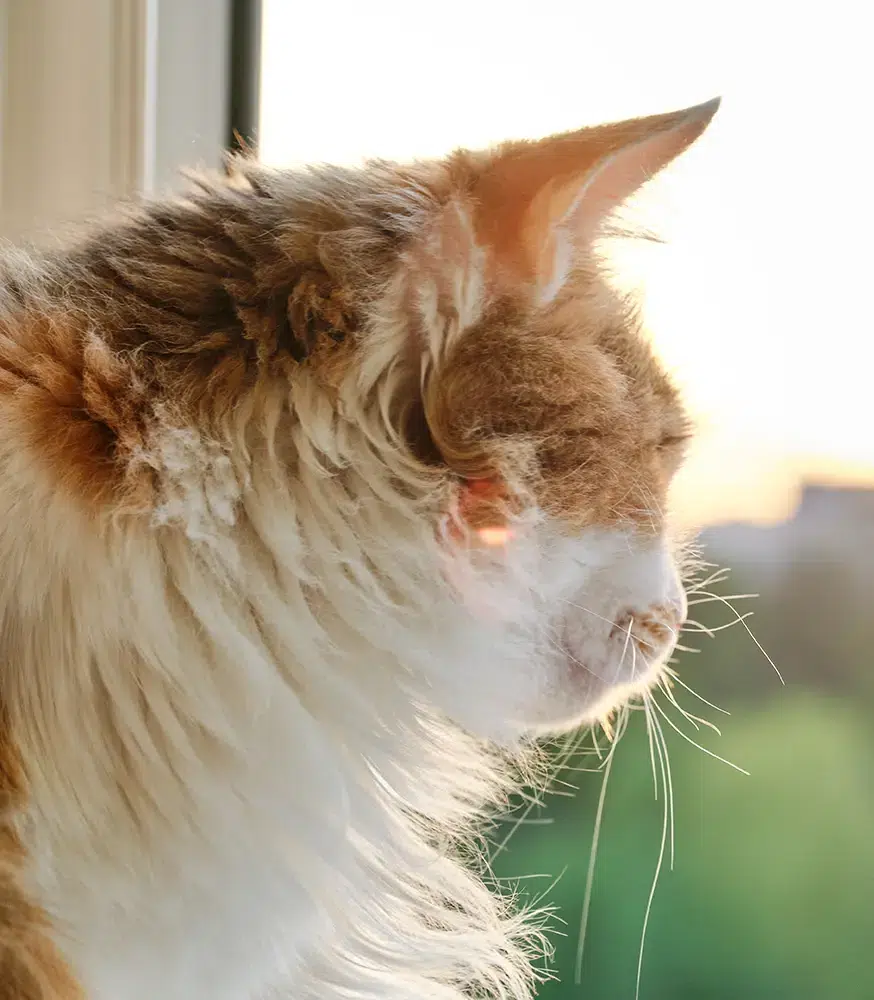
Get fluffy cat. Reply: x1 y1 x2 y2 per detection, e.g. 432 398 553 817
0 98 719 999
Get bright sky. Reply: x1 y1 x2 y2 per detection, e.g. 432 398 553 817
258 0 871 526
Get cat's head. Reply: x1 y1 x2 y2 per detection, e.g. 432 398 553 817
310 100 718 739
49 99 719 744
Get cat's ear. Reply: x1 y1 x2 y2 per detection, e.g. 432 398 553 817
472 98 720 303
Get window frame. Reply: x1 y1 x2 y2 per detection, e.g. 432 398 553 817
0 0 261 243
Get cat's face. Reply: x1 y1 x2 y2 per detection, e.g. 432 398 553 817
358 100 720 738
424 313 690 739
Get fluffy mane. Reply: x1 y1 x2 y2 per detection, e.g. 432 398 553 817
0 99 719 999
0 158 567 1000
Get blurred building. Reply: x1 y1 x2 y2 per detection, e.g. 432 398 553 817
705 481 874 577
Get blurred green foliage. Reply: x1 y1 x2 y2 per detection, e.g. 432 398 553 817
492 524 874 998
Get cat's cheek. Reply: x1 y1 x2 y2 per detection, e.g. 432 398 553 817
427 521 685 740
515 532 687 735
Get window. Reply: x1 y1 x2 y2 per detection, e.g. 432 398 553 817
0 0 261 242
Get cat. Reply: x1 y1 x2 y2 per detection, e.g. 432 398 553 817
0 97 719 999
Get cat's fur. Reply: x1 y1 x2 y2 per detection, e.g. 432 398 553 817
0 99 718 999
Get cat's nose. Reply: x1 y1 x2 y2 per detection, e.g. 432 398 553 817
609 598 685 659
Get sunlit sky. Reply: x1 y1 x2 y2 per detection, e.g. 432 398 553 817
259 0 871 527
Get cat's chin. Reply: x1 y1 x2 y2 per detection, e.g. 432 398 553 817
517 647 671 739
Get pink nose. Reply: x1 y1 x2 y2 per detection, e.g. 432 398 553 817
608 600 685 658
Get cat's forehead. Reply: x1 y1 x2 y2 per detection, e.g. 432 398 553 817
493 271 683 420
421 277 688 532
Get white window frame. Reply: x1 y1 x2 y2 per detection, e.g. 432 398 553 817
0 0 236 244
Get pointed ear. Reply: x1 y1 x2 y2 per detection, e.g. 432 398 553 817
472 98 721 302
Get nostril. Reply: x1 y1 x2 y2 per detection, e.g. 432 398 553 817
609 604 683 653
608 611 633 642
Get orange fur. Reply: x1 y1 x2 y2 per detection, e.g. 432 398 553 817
424 292 690 532
0 721 83 999
0 100 718 996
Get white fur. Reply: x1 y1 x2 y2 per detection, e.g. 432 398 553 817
0 304 683 1000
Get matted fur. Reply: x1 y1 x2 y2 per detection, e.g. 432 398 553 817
0 100 719 999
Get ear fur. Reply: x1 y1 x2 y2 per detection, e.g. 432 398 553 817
470 98 721 302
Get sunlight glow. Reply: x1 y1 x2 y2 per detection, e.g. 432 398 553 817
477 526 512 548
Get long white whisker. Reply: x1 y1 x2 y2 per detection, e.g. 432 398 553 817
687 590 784 684
650 689 677 867
590 724 604 762
651 694 749 775
660 676 699 730
557 597 622 631
682 612 755 637
643 663 659 800
661 707 676 871
660 677 723 736
595 703 633 771
574 743 616 985
664 669 730 716
686 565 732 592
611 614 636 686
636 696 669 1000
686 592 758 607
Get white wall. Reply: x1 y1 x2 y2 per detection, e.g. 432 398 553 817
0 0 231 244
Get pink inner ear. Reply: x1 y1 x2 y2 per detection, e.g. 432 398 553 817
470 99 720 297
560 104 722 244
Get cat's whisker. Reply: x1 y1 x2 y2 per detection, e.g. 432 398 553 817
612 614 636 686
556 597 622 631
572 699 633 985
650 693 749 775
574 729 617 986
659 675 699 731
544 633 601 681
640 665 659 803
686 592 757 607
688 590 784 684
660 675 723 735
636 694 670 1000
684 563 733 593
662 707 676 873
589 724 605 762
663 668 731 716
597 703 632 771
682 611 755 636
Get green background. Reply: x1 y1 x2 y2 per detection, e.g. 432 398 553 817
491 492 874 999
